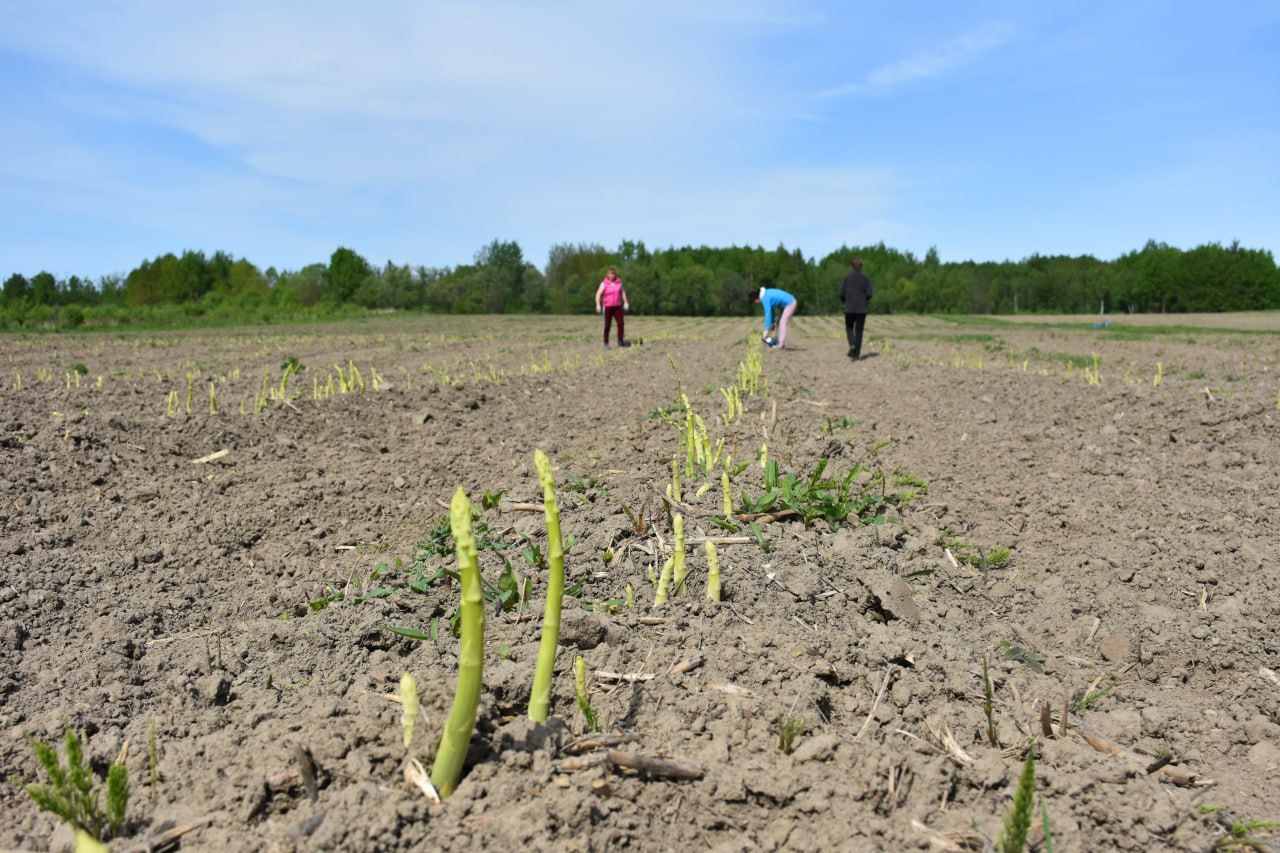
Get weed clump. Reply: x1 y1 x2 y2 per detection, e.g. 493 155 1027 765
20 724 129 843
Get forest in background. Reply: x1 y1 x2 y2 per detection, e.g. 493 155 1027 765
2 237 1278 330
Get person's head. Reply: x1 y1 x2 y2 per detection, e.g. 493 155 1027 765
607 266 618 280
752 287 764 303
850 256 864 270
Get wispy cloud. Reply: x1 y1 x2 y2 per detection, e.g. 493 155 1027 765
819 21 1017 97
1 2 1276 276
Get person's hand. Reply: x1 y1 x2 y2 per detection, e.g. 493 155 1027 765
596 305 602 314
623 302 629 311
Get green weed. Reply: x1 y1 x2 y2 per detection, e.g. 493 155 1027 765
564 473 610 499
574 657 602 733
997 743 1037 853
1072 678 1117 712
740 457 895 527
775 713 806 755
821 415 858 434
1198 804 1279 850
20 725 130 843
1000 641 1046 674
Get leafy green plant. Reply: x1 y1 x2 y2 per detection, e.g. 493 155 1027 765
1000 641 1046 674
747 521 772 553
22 725 129 842
564 473 610 499
394 556 527 638
384 623 432 642
740 457 894 527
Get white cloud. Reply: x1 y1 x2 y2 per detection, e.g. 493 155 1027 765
820 21 1017 97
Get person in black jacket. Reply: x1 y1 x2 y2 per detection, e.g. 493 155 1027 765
839 256 873 359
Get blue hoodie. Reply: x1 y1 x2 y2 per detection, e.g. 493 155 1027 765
759 288 796 332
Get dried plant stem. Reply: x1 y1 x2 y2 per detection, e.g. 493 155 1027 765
856 667 894 741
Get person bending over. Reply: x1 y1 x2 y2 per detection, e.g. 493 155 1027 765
753 287 797 349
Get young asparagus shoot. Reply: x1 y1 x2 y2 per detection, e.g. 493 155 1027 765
400 672 420 748
705 540 722 601
653 557 675 606
671 513 688 595
528 449 566 723
429 487 485 799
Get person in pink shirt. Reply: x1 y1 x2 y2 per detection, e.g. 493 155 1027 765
594 266 630 348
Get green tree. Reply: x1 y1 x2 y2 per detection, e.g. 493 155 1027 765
274 264 327 308
2 273 31 305
326 247 373 306
30 272 58 306
474 239 526 312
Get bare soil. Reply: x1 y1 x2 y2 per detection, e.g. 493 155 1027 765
2 312 1278 852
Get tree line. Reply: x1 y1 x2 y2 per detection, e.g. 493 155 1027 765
3 237 1277 329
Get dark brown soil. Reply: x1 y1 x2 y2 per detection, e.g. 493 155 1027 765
2 313 1278 852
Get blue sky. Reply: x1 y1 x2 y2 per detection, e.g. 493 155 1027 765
2 1 1278 279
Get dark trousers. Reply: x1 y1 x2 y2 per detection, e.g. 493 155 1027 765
603 306 625 344
844 313 867 357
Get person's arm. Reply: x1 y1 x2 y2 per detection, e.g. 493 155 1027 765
620 287 629 310
866 277 873 302
595 281 604 313
762 297 774 332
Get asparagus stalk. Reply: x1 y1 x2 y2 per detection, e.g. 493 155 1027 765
705 540 721 601
671 513 688 595
400 672 420 748
528 450 566 723
430 487 484 798
654 556 675 606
